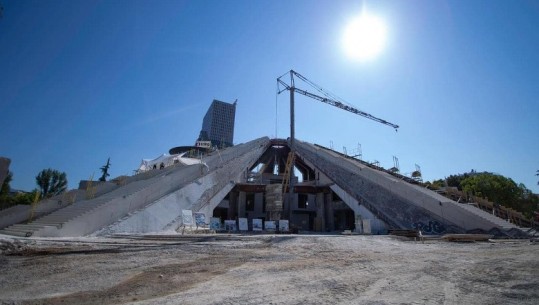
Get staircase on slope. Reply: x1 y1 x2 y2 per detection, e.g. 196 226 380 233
0 167 178 233
0 164 182 237
439 187 533 228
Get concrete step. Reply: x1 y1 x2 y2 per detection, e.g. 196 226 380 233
9 224 46 230
0 229 33 237
53 206 94 211
31 221 65 226
39 215 77 220
61 203 105 209
39 208 98 218
457 203 516 229
43 209 82 214
35 219 72 224
20 199 115 227
27 198 117 227
1 226 40 233
42 210 89 216
38 216 75 221
47 210 95 216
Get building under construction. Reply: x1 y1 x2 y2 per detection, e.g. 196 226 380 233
0 136 530 238
0 71 532 238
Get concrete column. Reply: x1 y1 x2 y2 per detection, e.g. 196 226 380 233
254 193 264 215
315 193 325 232
228 191 238 220
354 214 363 234
283 193 293 220
325 193 334 231
238 191 246 218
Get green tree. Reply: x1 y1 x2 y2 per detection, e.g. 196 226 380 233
430 170 538 218
0 172 38 209
12 190 38 205
0 171 12 209
0 171 11 198
36 168 67 198
445 170 477 190
99 158 111 182
425 179 444 190
516 183 539 217
461 172 522 207
427 170 477 190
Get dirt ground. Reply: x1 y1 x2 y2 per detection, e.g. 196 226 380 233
0 234 538 305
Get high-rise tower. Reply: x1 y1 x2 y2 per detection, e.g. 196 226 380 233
198 99 236 148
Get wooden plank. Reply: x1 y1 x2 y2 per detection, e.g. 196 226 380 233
441 234 493 242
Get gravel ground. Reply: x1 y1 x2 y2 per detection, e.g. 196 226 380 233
0 234 537 305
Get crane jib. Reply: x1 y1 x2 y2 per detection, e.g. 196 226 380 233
276 73 399 130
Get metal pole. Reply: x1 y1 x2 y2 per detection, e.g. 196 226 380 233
290 74 295 149
289 71 295 220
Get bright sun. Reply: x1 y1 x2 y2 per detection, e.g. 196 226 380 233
342 13 387 61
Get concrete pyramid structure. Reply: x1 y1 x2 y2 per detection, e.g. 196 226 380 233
0 137 528 238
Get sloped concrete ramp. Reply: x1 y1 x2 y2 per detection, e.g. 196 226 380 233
294 140 525 237
96 138 269 235
1 137 269 237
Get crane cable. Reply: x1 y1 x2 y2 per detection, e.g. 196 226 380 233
297 72 358 111
294 71 398 132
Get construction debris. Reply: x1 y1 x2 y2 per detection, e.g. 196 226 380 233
388 229 420 238
441 234 494 242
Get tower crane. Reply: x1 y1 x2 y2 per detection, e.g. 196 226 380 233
277 69 399 150
276 69 399 218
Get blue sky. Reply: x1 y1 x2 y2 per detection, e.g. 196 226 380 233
1 0 538 193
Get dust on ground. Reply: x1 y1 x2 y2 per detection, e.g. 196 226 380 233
0 234 537 305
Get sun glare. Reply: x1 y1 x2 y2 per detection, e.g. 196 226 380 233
343 13 387 61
